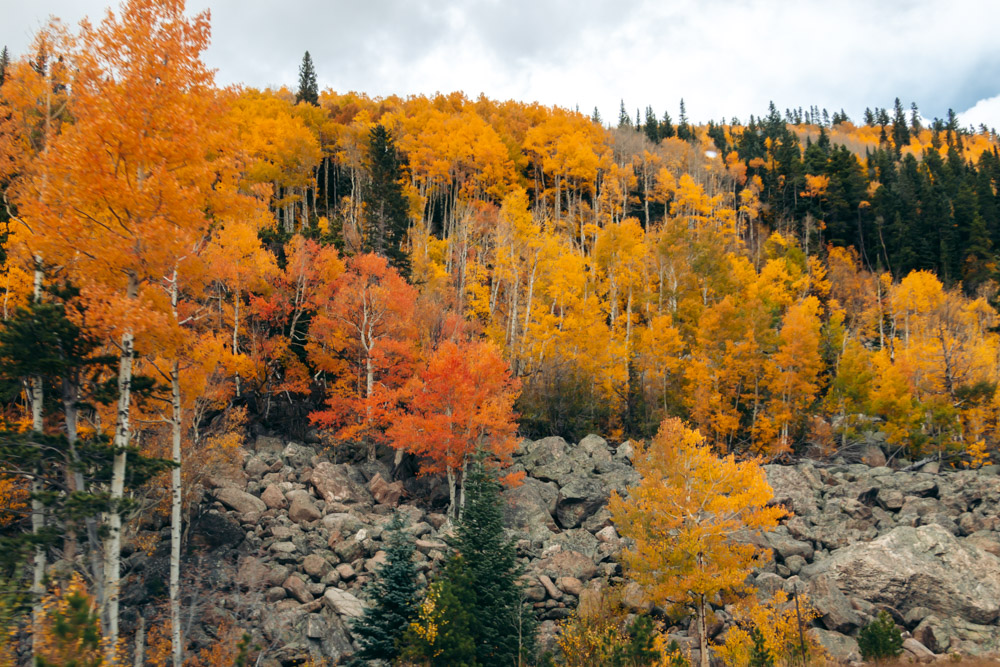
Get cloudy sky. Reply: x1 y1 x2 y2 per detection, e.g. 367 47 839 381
3 0 1000 130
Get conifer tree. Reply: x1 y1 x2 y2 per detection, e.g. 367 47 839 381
0 46 9 87
454 461 536 665
296 50 318 106
351 513 420 665
644 106 659 144
677 98 692 141
363 123 411 278
401 556 477 666
618 99 632 128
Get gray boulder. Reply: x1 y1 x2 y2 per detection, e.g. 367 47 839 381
802 524 1000 624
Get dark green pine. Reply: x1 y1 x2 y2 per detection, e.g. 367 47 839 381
296 51 319 106
350 512 420 665
363 123 412 278
454 462 536 666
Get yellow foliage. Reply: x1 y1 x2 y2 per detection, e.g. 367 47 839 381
717 591 825 667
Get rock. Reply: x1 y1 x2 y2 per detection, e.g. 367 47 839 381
765 465 820 515
288 494 322 523
213 487 266 516
533 549 598 581
309 462 372 505
269 541 297 555
578 434 611 462
189 511 245 549
260 484 288 510
503 479 558 539
555 477 609 529
902 637 936 662
302 554 332 580
365 551 387 572
807 628 860 662
245 456 269 477
282 574 314 604
254 434 285 454
595 525 619 543
615 440 634 462
556 576 584 597
860 444 887 467
913 616 948 653
368 473 404 506
801 524 1000 624
766 531 815 561
537 575 561 599
235 556 270 590
965 532 1000 557
322 587 365 618
808 573 863 633
520 436 569 471
877 488 905 511
281 442 316 469
265 586 287 602
336 563 356 581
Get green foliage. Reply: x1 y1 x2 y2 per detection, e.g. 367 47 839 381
454 461 537 665
364 124 411 278
664 639 690 667
350 512 420 665
747 627 774 667
296 51 318 106
34 589 102 667
400 555 477 666
857 611 903 663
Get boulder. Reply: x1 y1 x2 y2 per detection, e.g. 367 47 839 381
309 462 371 505
260 484 287 510
189 511 245 550
902 637 936 662
213 487 266 516
282 574 313 604
533 549 598 581
764 465 820 516
503 479 558 539
302 554 332 579
807 628 860 662
802 524 1000 624
368 473 404 506
281 442 316 469
555 477 609 529
578 434 611 462
808 573 863 633
322 587 365 617
288 493 322 524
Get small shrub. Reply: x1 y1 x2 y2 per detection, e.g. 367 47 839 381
857 610 903 663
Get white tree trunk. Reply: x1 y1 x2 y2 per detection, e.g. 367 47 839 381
170 272 183 667
104 274 138 659
30 264 44 659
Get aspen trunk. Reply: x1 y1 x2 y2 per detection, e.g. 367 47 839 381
170 357 183 667
447 468 457 518
697 594 710 667
104 274 138 659
170 271 183 667
30 264 44 659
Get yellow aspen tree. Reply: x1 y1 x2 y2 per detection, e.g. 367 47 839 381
609 418 784 667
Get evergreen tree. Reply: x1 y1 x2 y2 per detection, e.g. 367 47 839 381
351 513 420 665
401 556 477 666
454 461 536 665
364 123 411 278
592 106 602 125
618 99 632 128
644 106 659 144
660 110 675 138
891 97 910 152
296 51 318 106
677 99 692 141
0 46 9 88
910 102 922 131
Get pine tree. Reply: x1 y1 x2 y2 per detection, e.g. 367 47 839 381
661 110 675 138
0 46 9 88
351 513 420 665
401 556 477 666
618 99 632 128
644 106 659 144
364 123 411 278
454 461 536 665
592 106 602 125
857 611 903 662
296 51 318 106
677 99 692 141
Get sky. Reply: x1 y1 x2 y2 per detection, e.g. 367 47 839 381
3 0 1000 131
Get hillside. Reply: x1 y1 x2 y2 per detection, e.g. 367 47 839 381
3 1 1000 665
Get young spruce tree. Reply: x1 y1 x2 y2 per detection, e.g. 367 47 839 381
364 124 411 278
454 461 537 665
296 51 318 105
350 512 420 665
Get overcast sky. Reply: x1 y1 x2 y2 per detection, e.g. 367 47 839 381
3 0 1000 130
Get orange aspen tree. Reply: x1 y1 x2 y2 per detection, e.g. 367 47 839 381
387 340 520 517
10 0 222 656
308 252 417 462
609 418 783 667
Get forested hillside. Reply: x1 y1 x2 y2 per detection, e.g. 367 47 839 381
3 0 1000 664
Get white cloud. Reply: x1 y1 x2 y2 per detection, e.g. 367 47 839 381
960 95 1000 132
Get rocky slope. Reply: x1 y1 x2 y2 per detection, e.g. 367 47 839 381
150 433 1000 664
